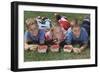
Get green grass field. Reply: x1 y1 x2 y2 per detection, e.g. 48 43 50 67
24 48 90 61
24 11 90 62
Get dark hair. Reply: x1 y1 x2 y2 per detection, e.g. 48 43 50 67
54 14 61 21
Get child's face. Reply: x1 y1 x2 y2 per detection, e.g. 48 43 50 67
72 27 80 38
53 27 63 41
29 24 39 36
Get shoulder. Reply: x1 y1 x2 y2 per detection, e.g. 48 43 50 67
67 28 72 33
81 27 87 32
66 28 72 36
24 31 31 39
25 31 30 35
67 27 71 32
45 31 52 39
45 31 50 35
80 27 88 36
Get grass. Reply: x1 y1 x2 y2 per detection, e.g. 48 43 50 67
24 11 90 61
24 11 90 25
24 48 90 61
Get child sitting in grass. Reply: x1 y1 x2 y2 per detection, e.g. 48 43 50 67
24 18 45 50
64 23 89 53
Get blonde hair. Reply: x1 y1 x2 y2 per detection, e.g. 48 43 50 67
25 18 38 29
71 23 80 30
70 18 78 26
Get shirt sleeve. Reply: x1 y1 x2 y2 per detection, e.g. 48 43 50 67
24 31 31 43
45 32 51 40
39 30 45 44
81 28 89 44
65 31 72 44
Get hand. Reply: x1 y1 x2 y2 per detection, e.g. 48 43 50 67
29 45 38 51
64 45 73 52
24 43 30 50
79 46 86 52
54 40 60 44
73 48 81 53
64 45 73 49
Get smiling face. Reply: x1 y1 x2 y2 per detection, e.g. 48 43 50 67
29 24 39 37
53 26 64 43
26 18 39 36
72 25 81 38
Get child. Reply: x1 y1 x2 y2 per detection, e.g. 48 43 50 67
65 24 89 53
54 13 70 31
24 18 45 50
45 25 65 47
54 13 68 20
36 16 52 31
67 18 78 33
81 15 90 36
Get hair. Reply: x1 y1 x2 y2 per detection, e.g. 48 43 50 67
54 13 61 21
70 18 79 26
71 18 78 24
70 18 80 28
71 23 80 29
25 18 38 29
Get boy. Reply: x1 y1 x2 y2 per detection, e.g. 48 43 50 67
67 18 78 33
54 13 70 31
36 16 52 31
81 15 90 36
65 24 89 53
24 18 45 50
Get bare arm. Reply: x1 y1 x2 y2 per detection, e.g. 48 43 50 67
80 44 87 51
24 42 38 50
24 43 30 50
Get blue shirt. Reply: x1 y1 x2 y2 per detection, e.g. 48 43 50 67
81 20 90 35
24 30 45 44
65 27 88 45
